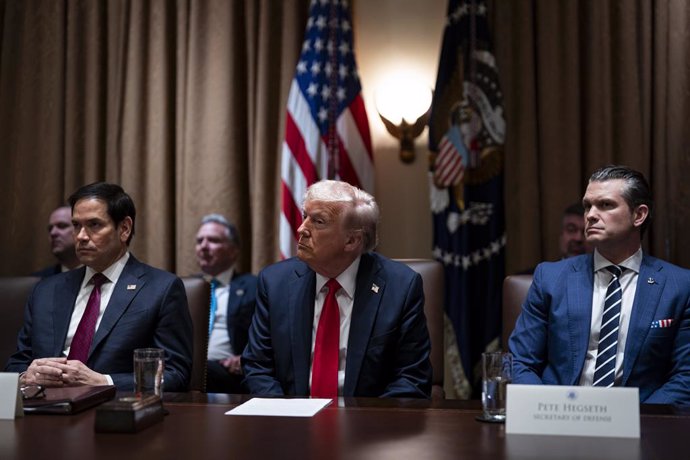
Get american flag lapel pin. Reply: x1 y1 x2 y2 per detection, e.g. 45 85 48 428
371 283 379 294
127 284 137 290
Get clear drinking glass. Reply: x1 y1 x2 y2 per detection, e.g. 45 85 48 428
133 348 165 398
481 351 512 422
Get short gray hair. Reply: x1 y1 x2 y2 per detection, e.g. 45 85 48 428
200 213 240 246
304 180 379 252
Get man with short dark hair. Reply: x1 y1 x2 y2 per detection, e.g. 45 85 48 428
243 180 432 398
559 202 589 259
510 165 690 404
195 213 256 393
6 182 193 391
32 205 80 277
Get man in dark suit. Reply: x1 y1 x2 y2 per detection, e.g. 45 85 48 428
6 182 193 391
242 180 432 398
509 165 690 404
195 213 256 393
32 205 81 277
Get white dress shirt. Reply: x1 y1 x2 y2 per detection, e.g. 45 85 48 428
63 252 130 385
207 267 235 360
578 248 642 386
309 256 361 395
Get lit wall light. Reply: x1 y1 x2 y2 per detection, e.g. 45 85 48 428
375 76 432 163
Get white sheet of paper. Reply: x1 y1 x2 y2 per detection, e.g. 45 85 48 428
225 398 331 417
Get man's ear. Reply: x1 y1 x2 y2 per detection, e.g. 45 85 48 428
632 204 649 229
119 216 133 243
344 229 363 253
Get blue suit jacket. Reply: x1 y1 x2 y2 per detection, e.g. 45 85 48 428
242 253 432 398
509 253 690 404
5 256 194 391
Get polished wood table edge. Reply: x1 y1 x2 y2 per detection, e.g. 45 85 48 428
162 392 690 418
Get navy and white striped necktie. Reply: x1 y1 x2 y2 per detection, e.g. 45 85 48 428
592 265 624 387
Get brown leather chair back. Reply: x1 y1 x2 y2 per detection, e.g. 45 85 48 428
396 259 444 398
502 275 533 348
181 277 210 392
0 276 40 366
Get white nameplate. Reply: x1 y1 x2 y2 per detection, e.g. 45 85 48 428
0 373 23 420
506 384 639 438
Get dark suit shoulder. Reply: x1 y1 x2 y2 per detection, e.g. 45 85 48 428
364 253 419 281
31 264 61 278
257 257 308 279
233 272 258 285
126 256 180 283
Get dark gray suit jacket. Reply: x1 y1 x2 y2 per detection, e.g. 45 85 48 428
6 256 193 391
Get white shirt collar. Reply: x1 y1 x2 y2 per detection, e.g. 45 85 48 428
82 251 130 287
205 266 234 286
315 256 361 299
593 247 643 274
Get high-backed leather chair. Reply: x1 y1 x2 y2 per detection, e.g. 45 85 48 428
180 277 211 392
502 274 533 348
0 276 40 366
396 259 445 399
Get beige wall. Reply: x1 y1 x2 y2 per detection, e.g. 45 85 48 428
354 1 446 259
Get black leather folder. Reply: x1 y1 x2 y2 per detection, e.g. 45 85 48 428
23 385 116 415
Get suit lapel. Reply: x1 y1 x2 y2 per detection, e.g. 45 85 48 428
288 265 316 395
344 254 383 396
53 268 85 356
622 256 664 384
567 255 594 384
90 257 147 357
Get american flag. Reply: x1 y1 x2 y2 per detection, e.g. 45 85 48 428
434 124 470 187
280 0 374 259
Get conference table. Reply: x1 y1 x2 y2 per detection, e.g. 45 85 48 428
2 392 689 459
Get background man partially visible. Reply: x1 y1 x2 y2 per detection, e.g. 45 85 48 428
509 165 690 404
243 180 432 398
6 182 193 391
195 214 256 393
32 205 80 277
519 202 590 275
559 202 589 259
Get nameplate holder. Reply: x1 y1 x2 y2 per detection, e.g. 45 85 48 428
0 372 23 420
506 384 639 438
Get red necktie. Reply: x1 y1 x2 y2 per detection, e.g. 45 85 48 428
311 278 341 398
68 273 108 363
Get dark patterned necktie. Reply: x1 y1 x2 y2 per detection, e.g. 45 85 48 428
592 265 624 387
68 273 108 363
311 279 341 398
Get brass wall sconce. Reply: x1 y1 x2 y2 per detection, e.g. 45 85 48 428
375 79 432 164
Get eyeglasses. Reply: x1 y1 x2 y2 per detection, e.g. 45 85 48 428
20 384 46 400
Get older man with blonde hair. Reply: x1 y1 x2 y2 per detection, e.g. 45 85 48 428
243 180 432 398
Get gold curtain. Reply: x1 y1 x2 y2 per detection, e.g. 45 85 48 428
0 0 310 276
493 0 690 274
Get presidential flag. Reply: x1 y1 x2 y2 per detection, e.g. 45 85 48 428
280 0 374 259
428 0 506 397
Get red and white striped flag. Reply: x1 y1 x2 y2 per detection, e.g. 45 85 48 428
280 0 374 259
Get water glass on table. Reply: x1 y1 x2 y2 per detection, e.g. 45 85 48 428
480 351 512 422
133 348 165 398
